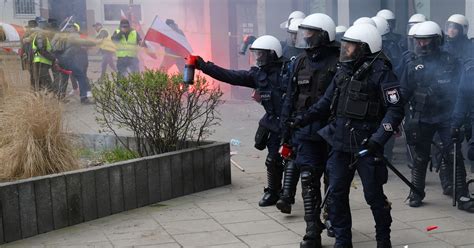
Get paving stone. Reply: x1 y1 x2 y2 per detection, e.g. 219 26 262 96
407 217 472 234
50 176 68 229
18 182 38 238
135 160 150 207
238 230 301 247
431 229 474 246
172 230 240 247
103 217 161 236
122 163 137 211
109 166 124 214
81 171 98 222
133 243 181 248
393 241 455 248
0 185 21 242
66 173 83 225
152 207 210 223
391 208 450 222
107 228 174 247
209 209 269 224
95 168 111 218
207 243 249 248
224 219 286 236
196 199 253 213
161 218 223 235
378 228 435 246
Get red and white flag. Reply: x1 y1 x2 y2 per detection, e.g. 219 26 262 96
144 16 193 58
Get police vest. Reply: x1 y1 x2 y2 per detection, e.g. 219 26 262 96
409 52 457 116
115 30 138 58
99 28 117 53
292 52 338 113
32 34 52 65
333 59 391 121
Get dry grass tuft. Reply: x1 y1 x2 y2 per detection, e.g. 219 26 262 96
0 90 79 180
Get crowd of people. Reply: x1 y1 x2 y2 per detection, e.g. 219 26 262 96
193 9 474 248
19 18 142 104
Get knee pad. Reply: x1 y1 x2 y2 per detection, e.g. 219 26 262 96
266 154 283 169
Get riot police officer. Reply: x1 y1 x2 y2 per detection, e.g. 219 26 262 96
372 16 402 74
401 21 474 212
443 14 474 61
335 26 347 43
451 58 474 213
294 23 403 248
377 9 403 46
282 18 304 60
278 13 340 247
194 35 290 207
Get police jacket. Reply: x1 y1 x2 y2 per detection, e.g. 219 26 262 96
281 46 339 141
282 44 304 61
297 56 404 152
400 51 461 124
199 59 289 133
443 36 474 62
452 59 474 129
382 38 403 75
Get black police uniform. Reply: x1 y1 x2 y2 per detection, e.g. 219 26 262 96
400 49 473 210
451 59 474 212
279 46 339 246
297 54 404 247
444 35 474 62
196 58 290 206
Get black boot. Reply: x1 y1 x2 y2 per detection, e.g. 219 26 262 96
276 160 299 214
259 156 283 207
377 240 392 248
409 156 428 207
300 166 323 248
333 244 353 248
438 158 453 196
454 155 474 213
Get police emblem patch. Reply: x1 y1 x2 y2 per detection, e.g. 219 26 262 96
383 123 393 132
415 64 424 70
386 88 400 104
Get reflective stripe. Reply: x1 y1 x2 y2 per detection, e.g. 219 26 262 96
116 29 138 58
32 34 52 65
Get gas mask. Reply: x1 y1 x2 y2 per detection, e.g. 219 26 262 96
249 49 276 67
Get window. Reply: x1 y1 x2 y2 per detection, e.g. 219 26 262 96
15 0 36 15
104 4 142 22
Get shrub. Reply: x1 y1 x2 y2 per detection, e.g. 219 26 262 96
93 70 223 156
0 91 79 180
101 147 139 164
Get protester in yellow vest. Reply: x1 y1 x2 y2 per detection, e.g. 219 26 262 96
93 22 117 79
111 19 142 77
31 32 55 91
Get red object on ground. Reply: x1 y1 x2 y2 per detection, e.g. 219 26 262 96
426 225 438 231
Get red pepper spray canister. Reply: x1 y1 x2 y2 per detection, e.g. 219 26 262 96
279 143 293 160
183 55 198 85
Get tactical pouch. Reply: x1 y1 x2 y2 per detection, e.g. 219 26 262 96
254 124 271 150
404 118 419 145
343 80 369 120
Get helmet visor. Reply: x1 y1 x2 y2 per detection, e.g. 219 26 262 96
445 21 463 39
295 26 327 49
339 40 364 63
250 49 273 67
407 36 415 52
414 37 438 56
286 30 298 47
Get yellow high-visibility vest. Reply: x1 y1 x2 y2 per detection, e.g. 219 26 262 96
32 34 52 65
115 29 138 58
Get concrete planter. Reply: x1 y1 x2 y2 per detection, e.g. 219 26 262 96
0 141 231 244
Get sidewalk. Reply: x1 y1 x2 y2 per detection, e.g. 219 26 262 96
5 100 474 248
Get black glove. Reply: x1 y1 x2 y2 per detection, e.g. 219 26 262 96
468 144 474 161
287 116 302 130
195 56 206 70
451 127 461 142
363 139 383 157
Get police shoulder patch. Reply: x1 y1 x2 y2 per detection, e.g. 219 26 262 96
384 87 400 104
383 123 393 132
